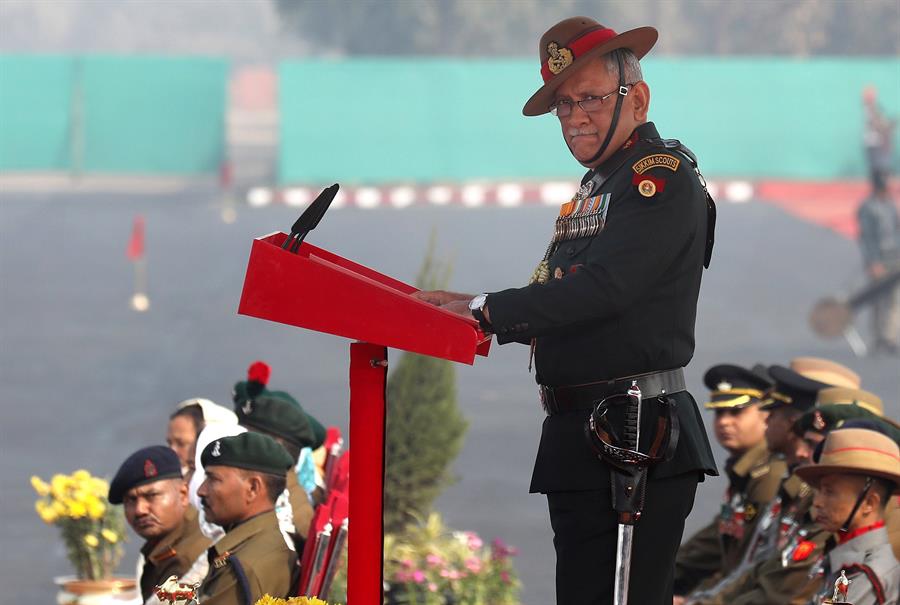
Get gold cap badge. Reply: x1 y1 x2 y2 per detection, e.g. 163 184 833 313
547 42 574 75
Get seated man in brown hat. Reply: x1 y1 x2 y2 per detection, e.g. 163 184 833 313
109 446 211 604
796 427 900 605
416 15 718 605
197 432 297 605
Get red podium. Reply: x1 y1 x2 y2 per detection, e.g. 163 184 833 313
238 232 490 603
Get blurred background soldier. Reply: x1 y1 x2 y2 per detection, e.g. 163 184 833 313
688 365 830 605
167 398 238 477
862 86 896 187
674 364 785 602
197 432 297 605
796 427 900 605
857 172 900 355
109 446 210 604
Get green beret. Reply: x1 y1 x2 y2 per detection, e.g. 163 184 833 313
200 432 294 476
235 392 315 449
796 404 900 444
269 390 327 449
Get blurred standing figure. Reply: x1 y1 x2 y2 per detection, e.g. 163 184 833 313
857 173 900 355
863 86 896 186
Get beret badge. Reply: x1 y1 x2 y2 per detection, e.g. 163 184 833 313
547 42 574 75
144 459 158 478
211 441 222 457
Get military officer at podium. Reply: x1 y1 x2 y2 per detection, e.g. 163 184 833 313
416 15 718 605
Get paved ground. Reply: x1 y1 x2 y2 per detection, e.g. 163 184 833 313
1 185 897 604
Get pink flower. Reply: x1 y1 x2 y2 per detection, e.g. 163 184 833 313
465 531 483 551
426 553 443 567
500 570 511 584
394 571 411 582
413 570 426 583
401 558 414 569
464 557 482 574
428 582 438 592
439 568 461 580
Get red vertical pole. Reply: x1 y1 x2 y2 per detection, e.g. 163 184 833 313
348 342 387 604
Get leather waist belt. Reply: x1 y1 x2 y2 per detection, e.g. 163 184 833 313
539 368 686 415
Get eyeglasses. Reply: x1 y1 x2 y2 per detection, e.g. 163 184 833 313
549 83 637 118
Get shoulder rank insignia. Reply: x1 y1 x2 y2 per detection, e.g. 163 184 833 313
791 539 816 562
632 153 681 174
750 464 771 479
212 550 231 569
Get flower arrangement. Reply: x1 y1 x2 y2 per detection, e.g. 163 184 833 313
384 513 520 605
254 597 333 605
31 470 126 580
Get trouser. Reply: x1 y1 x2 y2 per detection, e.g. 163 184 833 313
871 274 900 346
548 471 700 605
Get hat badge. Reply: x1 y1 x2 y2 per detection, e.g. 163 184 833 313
813 410 826 431
211 441 221 457
144 459 158 478
242 400 253 415
547 41 574 75
717 380 733 392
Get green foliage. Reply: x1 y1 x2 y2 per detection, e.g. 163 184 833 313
383 234 467 534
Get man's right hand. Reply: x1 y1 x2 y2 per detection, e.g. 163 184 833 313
672 596 686 605
412 290 474 306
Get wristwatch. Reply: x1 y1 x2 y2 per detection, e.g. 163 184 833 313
468 293 492 333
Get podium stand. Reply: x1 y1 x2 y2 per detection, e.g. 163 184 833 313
238 232 490 603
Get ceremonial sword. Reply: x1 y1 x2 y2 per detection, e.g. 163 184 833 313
612 380 643 605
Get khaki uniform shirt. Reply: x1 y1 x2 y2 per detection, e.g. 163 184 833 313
286 470 314 540
675 441 786 595
692 471 826 605
138 506 211 602
200 511 297 605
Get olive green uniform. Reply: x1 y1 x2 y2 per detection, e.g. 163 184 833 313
200 511 297 605
692 473 827 605
675 441 786 594
286 470 314 540
138 506 211 601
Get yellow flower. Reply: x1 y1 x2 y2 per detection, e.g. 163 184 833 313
67 500 87 519
72 469 91 482
52 500 66 516
86 497 106 520
83 534 99 548
101 529 118 543
51 474 71 497
90 478 109 497
31 475 51 496
35 500 58 524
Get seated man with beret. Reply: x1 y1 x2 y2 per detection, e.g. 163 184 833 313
197 432 297 605
232 388 317 540
109 446 211 604
796 427 900 605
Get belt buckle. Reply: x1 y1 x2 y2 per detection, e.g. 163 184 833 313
539 385 554 415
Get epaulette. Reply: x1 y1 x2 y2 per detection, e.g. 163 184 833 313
150 546 178 564
643 136 716 268
843 564 887 604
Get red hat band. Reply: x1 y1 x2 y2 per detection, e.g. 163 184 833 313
540 27 619 84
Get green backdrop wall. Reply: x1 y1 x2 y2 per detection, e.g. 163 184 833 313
279 57 899 183
0 55 227 174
